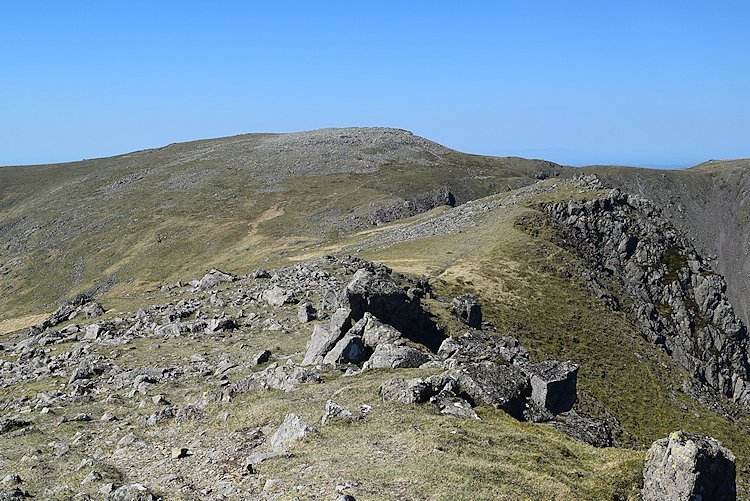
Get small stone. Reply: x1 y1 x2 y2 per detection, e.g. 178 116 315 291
171 447 191 459
270 414 316 451
1 474 21 485
81 470 102 485
151 394 168 405
253 349 272 366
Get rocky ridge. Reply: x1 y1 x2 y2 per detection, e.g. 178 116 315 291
543 189 750 408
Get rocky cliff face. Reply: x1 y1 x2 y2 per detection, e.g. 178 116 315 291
544 189 750 407
584 161 750 331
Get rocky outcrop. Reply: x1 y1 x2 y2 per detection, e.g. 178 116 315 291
367 185 455 226
544 190 750 406
642 431 736 501
31 293 104 333
301 264 443 369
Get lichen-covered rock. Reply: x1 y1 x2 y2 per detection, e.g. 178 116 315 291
224 362 320 398
321 400 362 425
106 483 155 501
365 342 432 369
642 431 736 501
551 411 612 448
380 374 458 405
439 331 529 365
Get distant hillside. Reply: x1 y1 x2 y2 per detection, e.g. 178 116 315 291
0 128 566 323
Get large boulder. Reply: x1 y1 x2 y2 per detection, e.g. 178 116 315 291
365 342 432 369
302 324 343 366
452 294 482 328
361 313 402 347
525 360 578 414
341 268 443 351
322 334 367 365
453 361 530 420
262 285 293 307
439 332 529 365
642 431 736 501
380 374 458 405
198 269 235 289
551 411 612 448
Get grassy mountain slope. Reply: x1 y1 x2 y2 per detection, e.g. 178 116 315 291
1 130 749 498
0 128 564 326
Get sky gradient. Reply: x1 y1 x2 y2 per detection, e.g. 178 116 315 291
1 1 749 168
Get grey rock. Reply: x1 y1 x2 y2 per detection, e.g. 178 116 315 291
262 285 292 307
198 269 235 289
302 324 342 366
380 374 458 405
224 362 320 398
0 488 30 500
642 431 736 501
252 349 272 366
206 315 238 333
0 476 20 486
297 301 317 323
438 331 529 365
106 483 155 501
452 294 482 328
0 419 31 436
251 268 271 279
551 411 612 447
361 313 402 348
322 334 367 366
84 323 103 340
453 361 531 419
432 393 479 420
270 413 316 451
321 400 360 425
81 470 102 485
365 342 432 369
525 360 578 414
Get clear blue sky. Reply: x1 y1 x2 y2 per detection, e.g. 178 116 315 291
1 1 749 167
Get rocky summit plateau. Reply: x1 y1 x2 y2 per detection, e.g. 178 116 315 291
1 127 749 500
